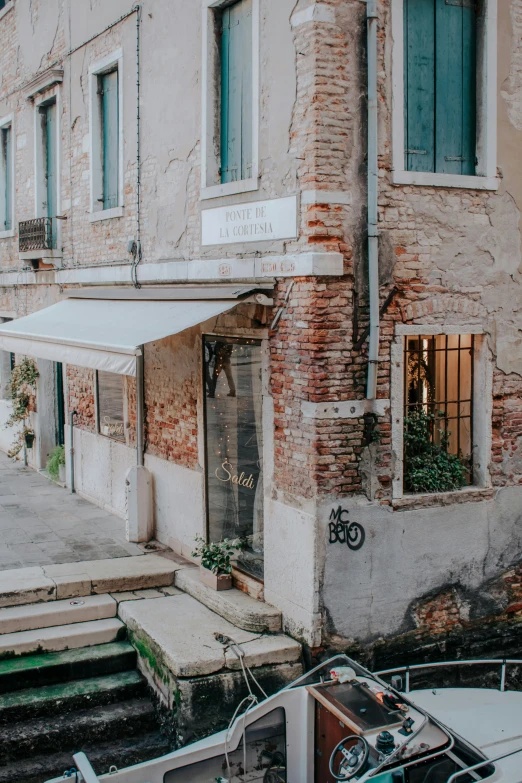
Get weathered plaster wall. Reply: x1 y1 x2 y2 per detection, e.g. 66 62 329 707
321 488 522 645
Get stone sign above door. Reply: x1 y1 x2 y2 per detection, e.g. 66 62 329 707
201 195 298 246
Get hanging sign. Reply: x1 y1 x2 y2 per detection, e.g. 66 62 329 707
201 196 298 246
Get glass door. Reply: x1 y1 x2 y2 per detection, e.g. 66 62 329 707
203 336 264 580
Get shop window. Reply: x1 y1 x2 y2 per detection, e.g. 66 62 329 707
96 370 125 442
164 707 286 782
404 334 474 492
0 123 12 231
203 337 264 579
404 0 477 176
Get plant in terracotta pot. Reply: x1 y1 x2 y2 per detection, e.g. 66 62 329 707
192 536 243 591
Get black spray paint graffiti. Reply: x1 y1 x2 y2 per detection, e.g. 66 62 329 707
328 506 366 551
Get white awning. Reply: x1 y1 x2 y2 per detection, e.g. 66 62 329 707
0 296 250 376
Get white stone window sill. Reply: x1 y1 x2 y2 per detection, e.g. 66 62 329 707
89 206 124 223
0 228 15 239
392 170 499 191
0 2 14 22
200 177 259 202
393 485 494 509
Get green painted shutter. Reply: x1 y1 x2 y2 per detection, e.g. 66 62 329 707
43 103 57 247
404 0 477 175
220 0 253 184
435 0 477 175
404 0 436 172
101 70 119 210
1 126 11 231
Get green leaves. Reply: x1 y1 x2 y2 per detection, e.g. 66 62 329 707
404 408 467 493
46 444 65 479
192 535 244 576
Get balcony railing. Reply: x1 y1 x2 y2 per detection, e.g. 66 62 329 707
19 217 56 252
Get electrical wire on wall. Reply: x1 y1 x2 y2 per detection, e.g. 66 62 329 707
131 4 143 289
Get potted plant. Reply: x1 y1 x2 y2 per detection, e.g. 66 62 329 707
192 536 242 591
46 445 66 483
23 428 35 449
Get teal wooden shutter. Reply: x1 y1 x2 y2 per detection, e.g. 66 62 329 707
404 0 477 175
45 103 57 247
404 0 436 172
435 0 477 175
101 70 119 209
220 0 253 184
1 126 11 231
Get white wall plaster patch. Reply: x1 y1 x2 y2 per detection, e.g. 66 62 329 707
291 4 336 28
301 399 390 420
301 190 352 206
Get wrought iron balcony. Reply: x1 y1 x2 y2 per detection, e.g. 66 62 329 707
19 217 56 253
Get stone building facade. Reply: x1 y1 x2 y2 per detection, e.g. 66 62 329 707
0 0 521 664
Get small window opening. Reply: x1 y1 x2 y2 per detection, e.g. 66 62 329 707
404 334 474 492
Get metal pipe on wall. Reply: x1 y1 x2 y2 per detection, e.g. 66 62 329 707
69 409 77 493
366 0 380 400
136 348 144 467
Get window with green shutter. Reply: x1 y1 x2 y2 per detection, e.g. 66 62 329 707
220 0 253 184
98 69 119 210
404 0 477 176
0 125 12 231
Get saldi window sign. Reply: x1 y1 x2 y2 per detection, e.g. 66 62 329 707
201 195 298 246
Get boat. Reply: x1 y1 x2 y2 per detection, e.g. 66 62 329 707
47 655 522 783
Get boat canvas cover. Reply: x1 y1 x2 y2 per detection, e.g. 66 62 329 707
0 297 242 376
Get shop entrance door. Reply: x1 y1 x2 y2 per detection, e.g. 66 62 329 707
203 336 264 580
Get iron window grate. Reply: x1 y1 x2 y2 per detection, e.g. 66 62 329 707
19 217 54 252
404 334 475 485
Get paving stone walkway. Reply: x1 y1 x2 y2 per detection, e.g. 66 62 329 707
0 452 143 570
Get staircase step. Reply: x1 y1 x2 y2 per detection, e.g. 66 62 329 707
0 618 126 658
0 554 188 609
0 697 158 763
0 641 136 694
175 567 282 633
0 594 117 635
0 731 172 783
0 671 146 725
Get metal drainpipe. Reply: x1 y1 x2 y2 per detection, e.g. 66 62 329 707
136 348 144 467
69 409 77 493
366 0 379 400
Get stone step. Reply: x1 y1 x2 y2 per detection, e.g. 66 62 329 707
0 594 117 635
0 671 146 725
0 617 126 658
0 731 172 783
0 641 137 694
175 567 282 633
0 697 158 763
0 554 189 609
120 593 301 679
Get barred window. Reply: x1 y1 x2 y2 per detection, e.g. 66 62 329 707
404 334 474 491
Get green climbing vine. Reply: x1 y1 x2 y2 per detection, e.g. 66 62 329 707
404 408 467 494
6 358 39 457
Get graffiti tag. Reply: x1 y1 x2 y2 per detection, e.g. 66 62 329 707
328 506 366 551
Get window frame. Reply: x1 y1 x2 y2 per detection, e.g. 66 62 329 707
391 326 492 500
95 369 127 444
0 1 14 23
201 0 260 201
33 89 63 256
0 113 15 239
89 49 124 220
391 0 498 191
